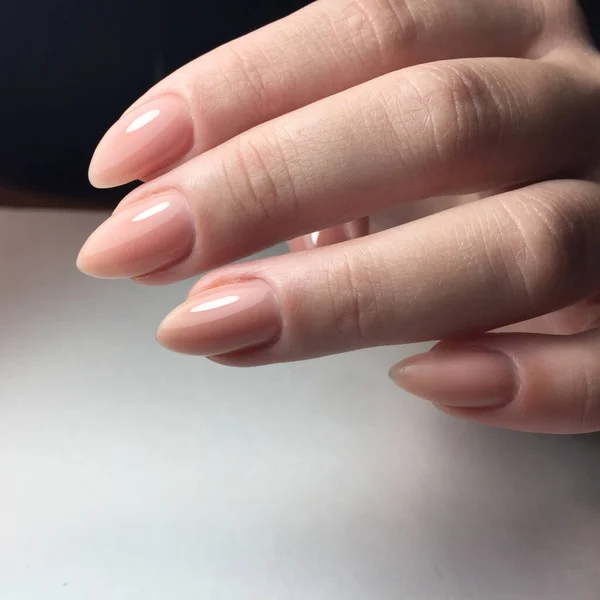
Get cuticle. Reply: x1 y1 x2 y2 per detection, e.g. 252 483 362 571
431 344 521 405
187 276 276 300
185 277 284 349
121 91 189 118
114 186 187 215
466 345 522 405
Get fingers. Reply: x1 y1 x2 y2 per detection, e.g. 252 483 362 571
390 327 600 434
88 0 545 188
78 57 600 282
155 180 600 364
287 197 474 253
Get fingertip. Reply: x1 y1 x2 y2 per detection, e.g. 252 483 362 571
76 191 195 279
157 280 282 357
88 95 194 191
389 349 515 409
88 155 129 190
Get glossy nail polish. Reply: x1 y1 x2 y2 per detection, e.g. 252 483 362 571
77 192 194 279
89 96 194 189
390 349 516 408
157 281 281 356
302 219 369 249
303 226 347 249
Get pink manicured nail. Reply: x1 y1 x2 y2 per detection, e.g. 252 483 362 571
89 96 194 189
301 219 369 250
288 227 348 252
157 281 281 356
390 349 516 408
77 191 195 279
303 226 348 249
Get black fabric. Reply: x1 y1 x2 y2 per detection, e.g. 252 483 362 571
0 0 308 201
580 0 600 46
0 1 598 203
0 1 159 199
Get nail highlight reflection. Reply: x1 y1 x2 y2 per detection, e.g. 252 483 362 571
126 109 161 133
157 281 281 356
300 219 370 250
88 95 194 189
132 201 171 222
191 296 241 313
77 192 195 279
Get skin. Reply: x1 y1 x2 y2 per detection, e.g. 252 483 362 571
77 0 600 434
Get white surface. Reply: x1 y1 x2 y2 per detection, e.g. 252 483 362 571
1 208 600 599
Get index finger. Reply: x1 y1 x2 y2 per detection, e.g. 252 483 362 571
89 0 545 188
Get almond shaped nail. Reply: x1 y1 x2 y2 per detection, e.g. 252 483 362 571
89 96 194 189
77 192 195 279
157 281 281 356
301 219 370 250
390 349 516 408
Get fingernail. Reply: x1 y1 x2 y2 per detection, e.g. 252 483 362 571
303 220 368 249
288 229 343 252
304 227 345 249
343 218 369 240
89 96 194 189
77 191 195 279
389 349 516 408
157 281 282 356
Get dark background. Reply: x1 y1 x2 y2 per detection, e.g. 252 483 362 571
0 0 598 206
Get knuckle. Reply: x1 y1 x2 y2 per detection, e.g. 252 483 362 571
391 64 506 165
322 248 387 344
229 131 300 225
319 0 420 68
494 185 599 305
221 46 273 108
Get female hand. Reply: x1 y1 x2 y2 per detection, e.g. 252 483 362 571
78 0 600 433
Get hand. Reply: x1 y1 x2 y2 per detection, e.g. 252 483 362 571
78 0 600 433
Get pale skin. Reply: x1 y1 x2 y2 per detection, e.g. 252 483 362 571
75 0 600 434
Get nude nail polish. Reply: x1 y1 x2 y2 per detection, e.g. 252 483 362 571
157 281 281 356
77 191 195 279
88 96 194 189
303 226 348 249
302 219 370 249
287 231 332 253
390 349 516 408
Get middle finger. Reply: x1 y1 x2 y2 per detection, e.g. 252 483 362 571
158 179 600 362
